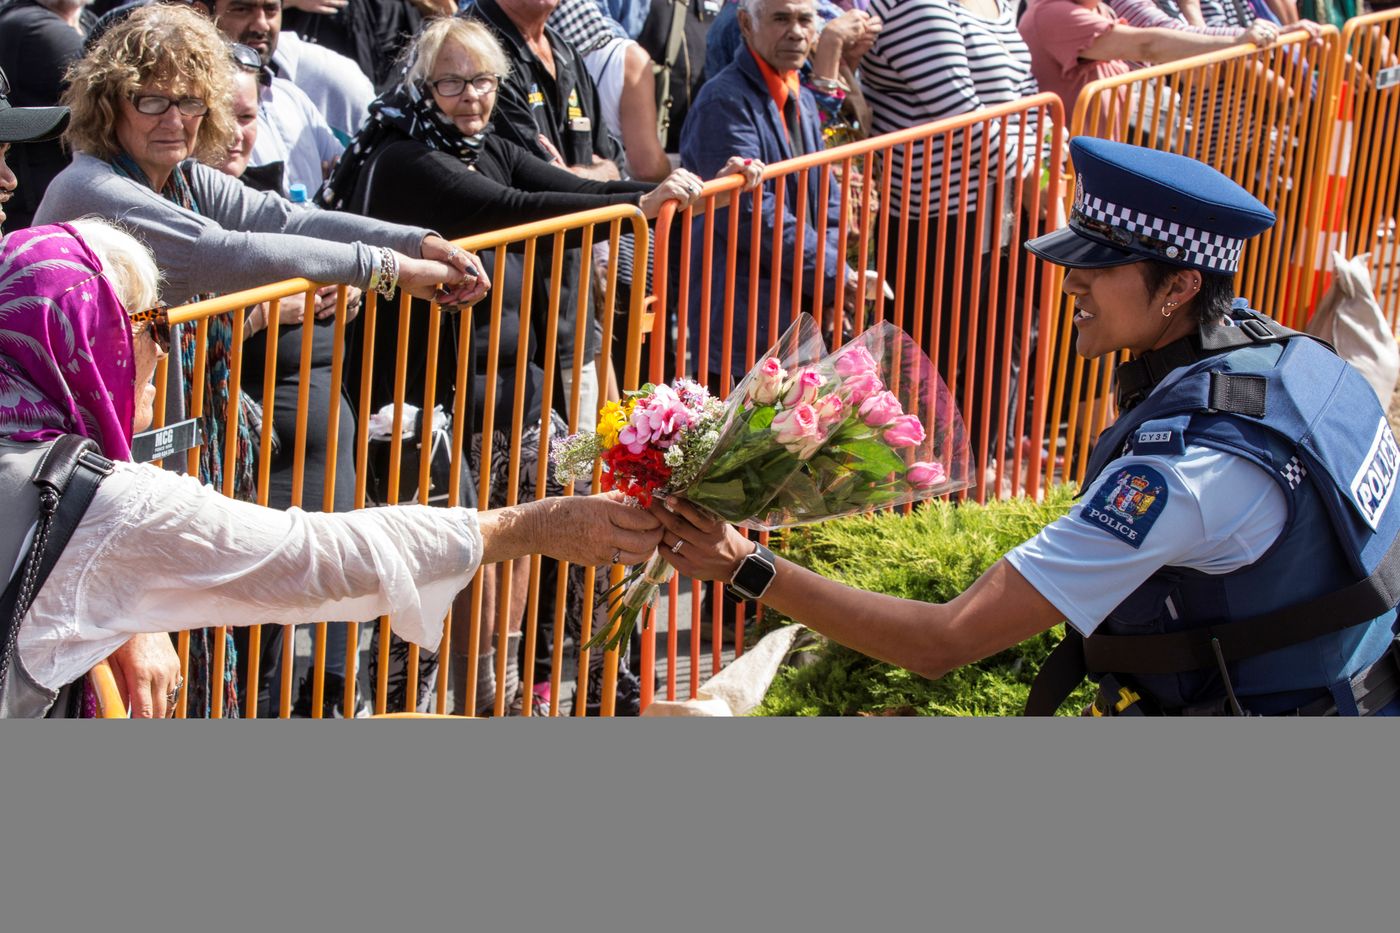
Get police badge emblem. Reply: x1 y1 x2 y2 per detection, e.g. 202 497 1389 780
1079 466 1170 549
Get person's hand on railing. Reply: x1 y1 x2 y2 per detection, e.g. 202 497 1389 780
640 168 706 218
414 236 491 306
717 155 766 191
106 632 183 718
283 0 348 14
1244 19 1282 49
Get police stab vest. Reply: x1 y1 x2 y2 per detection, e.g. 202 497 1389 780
1065 323 1400 714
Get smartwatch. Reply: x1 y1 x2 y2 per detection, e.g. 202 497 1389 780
725 542 777 603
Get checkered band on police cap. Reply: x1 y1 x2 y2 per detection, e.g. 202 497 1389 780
1071 185 1245 274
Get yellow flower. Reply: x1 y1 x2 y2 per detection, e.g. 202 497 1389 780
598 400 630 449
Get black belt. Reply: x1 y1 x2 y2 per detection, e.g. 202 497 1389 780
1085 638 1400 717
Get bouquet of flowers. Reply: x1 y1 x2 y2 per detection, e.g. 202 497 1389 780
553 314 972 652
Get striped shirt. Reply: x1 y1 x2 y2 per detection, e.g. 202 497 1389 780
1110 0 1243 34
1200 0 1255 27
861 0 1040 214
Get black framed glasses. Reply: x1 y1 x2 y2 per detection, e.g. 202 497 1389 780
131 94 209 117
230 43 263 72
426 73 501 98
129 306 172 354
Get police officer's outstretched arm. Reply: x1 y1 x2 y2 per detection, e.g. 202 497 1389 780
648 497 1065 680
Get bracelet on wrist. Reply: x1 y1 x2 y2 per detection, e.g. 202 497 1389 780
807 75 848 94
370 247 398 299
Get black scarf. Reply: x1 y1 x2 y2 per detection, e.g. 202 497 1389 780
318 80 491 212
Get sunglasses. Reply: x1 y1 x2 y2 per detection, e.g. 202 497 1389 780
131 94 209 117
129 306 172 354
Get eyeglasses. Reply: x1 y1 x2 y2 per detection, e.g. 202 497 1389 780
426 73 501 98
131 94 209 117
230 43 263 72
129 306 172 354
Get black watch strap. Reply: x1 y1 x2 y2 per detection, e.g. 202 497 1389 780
724 542 777 603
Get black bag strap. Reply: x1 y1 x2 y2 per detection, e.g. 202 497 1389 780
1024 530 1400 714
654 0 691 139
1024 628 1086 716
0 436 114 703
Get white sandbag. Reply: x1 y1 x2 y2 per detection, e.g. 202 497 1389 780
1305 252 1399 408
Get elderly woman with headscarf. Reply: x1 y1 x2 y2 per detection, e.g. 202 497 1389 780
0 219 660 718
34 4 490 713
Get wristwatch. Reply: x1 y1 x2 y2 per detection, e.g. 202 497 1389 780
725 542 778 603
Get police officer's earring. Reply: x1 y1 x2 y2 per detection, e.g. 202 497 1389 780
1162 300 1178 317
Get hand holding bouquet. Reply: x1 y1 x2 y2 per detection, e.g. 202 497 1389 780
553 315 972 652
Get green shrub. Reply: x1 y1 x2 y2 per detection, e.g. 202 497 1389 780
755 487 1096 716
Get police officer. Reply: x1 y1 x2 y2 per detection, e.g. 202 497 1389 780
649 137 1400 717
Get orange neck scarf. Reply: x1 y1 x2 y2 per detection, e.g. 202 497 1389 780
748 45 802 144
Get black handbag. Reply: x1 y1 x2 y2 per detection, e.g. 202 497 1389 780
0 436 114 716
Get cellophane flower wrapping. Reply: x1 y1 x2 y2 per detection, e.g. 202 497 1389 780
744 320 974 529
554 314 972 653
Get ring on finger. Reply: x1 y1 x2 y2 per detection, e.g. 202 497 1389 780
611 548 623 565
671 538 684 554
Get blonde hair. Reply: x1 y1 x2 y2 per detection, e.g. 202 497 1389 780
403 17 511 88
69 218 161 313
62 4 237 164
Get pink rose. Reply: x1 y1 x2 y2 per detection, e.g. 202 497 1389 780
813 393 845 430
782 368 825 407
834 344 877 378
907 461 947 489
858 391 903 427
747 357 787 406
883 415 926 448
841 370 884 406
771 403 824 459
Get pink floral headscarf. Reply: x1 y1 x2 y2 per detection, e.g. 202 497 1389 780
0 223 136 460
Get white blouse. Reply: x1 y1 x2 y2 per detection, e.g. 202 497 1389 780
16 460 482 691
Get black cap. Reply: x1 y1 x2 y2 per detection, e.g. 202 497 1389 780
0 67 70 144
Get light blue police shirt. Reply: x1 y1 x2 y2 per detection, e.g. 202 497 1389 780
1007 446 1287 637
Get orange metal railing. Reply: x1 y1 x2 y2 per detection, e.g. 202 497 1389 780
1318 9 1400 331
155 205 650 718
117 12 1399 717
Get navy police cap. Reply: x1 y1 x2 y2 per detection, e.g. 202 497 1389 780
1025 138 1275 275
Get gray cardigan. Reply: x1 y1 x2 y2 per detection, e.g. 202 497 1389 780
35 153 434 304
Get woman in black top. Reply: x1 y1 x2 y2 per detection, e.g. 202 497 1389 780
322 15 759 715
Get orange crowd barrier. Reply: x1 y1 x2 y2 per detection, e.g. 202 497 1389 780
128 13 1397 717
1318 9 1400 331
155 205 650 718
